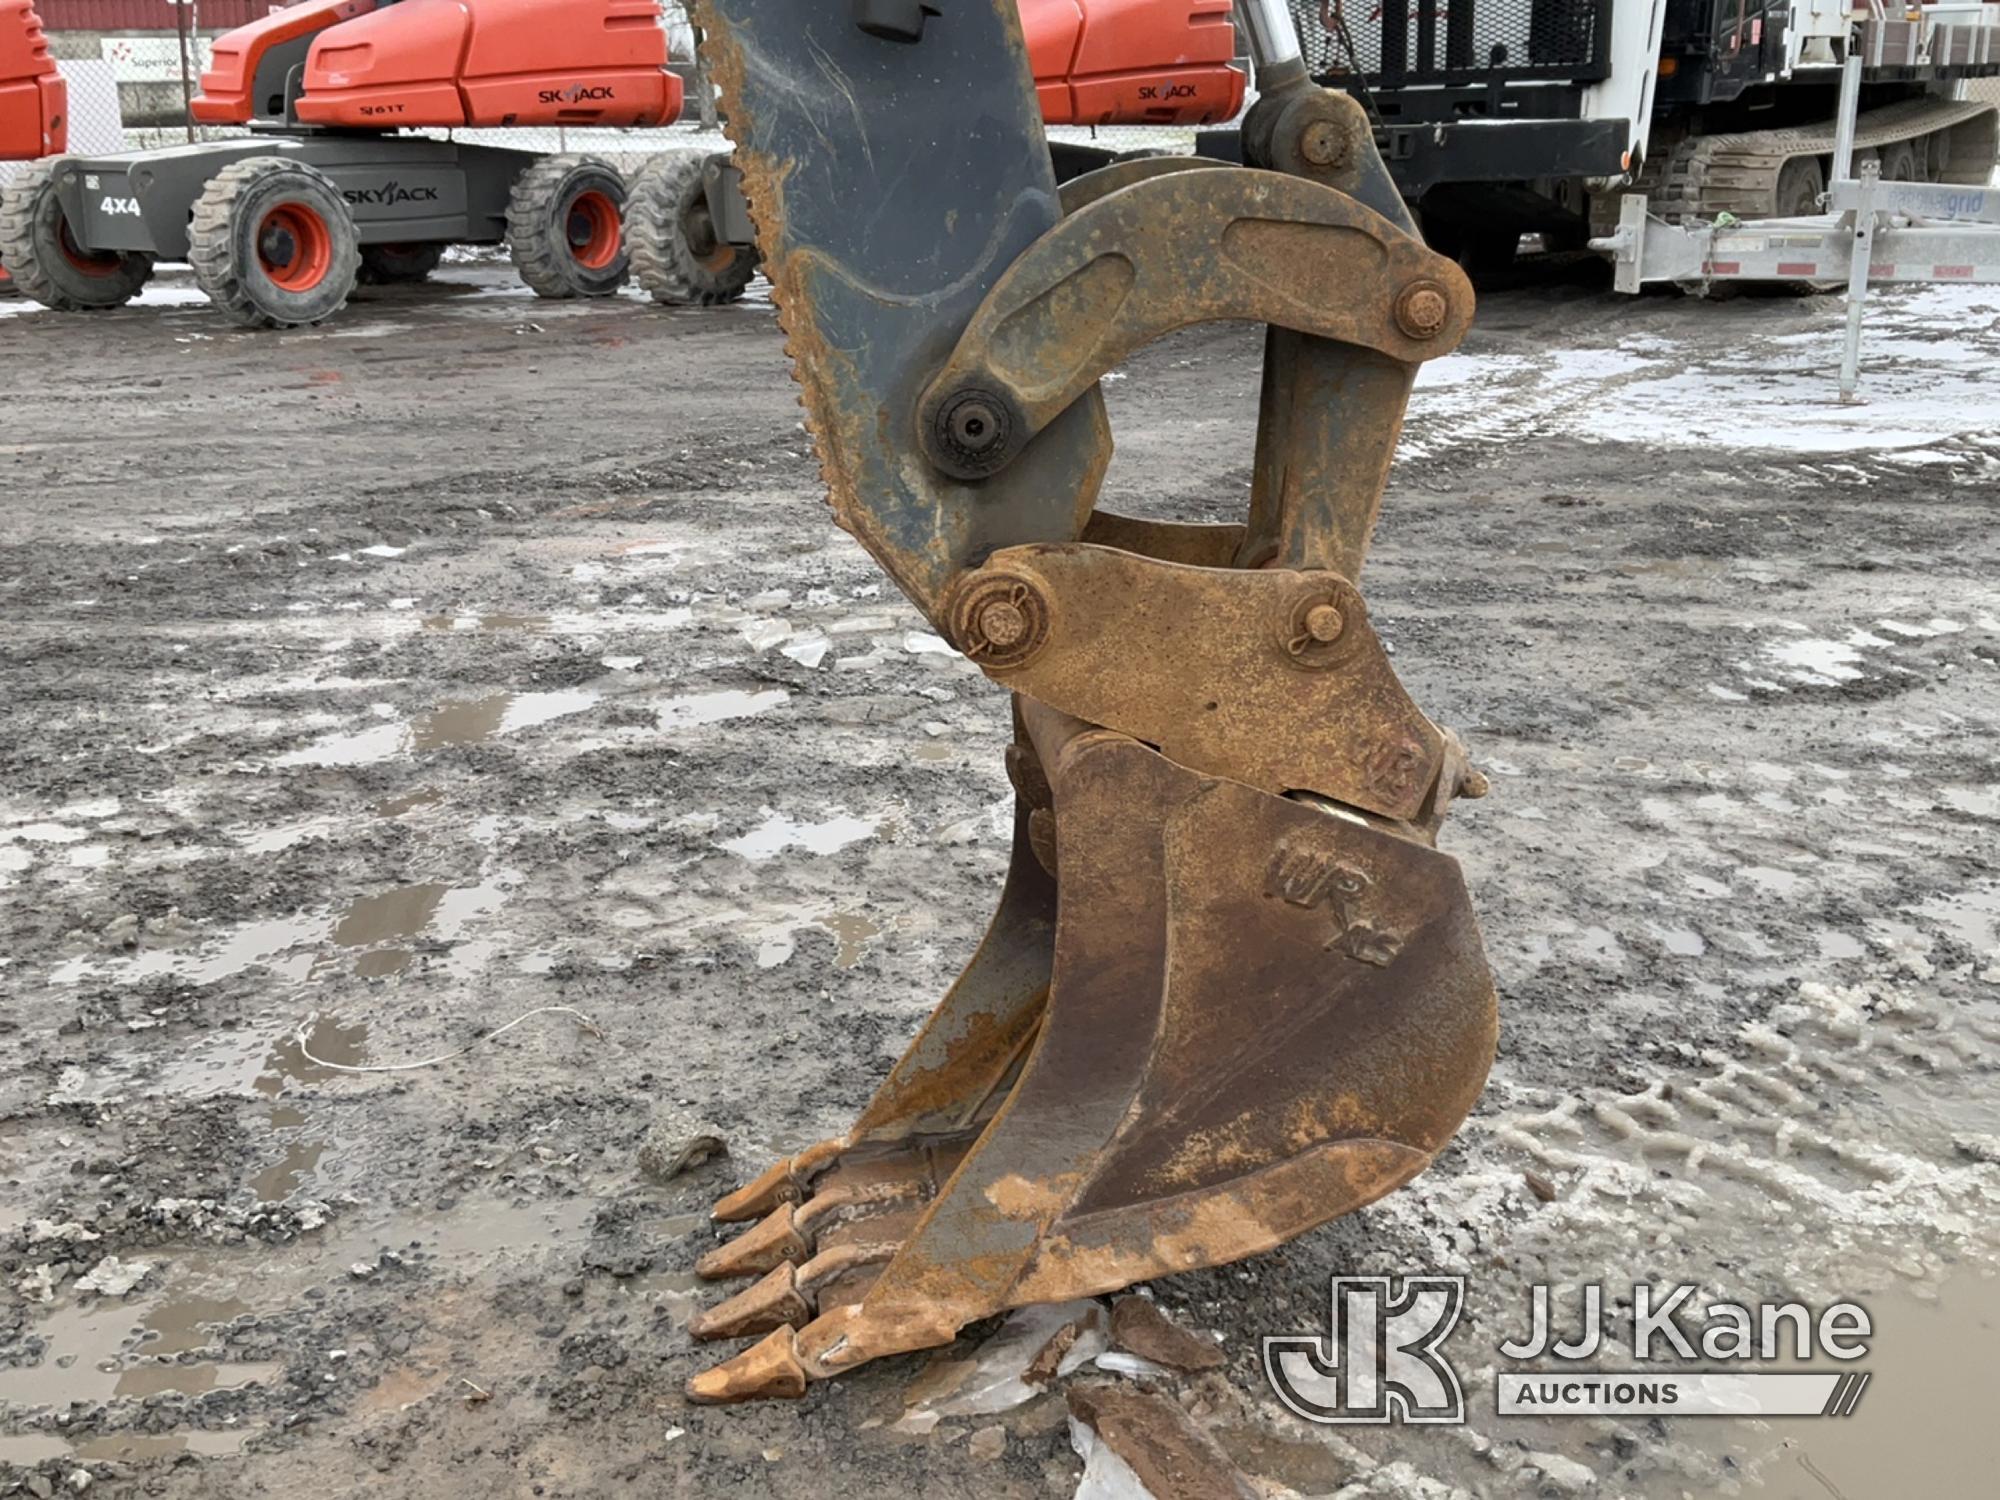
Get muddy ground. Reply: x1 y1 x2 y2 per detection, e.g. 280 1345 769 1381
1 262 1996 1499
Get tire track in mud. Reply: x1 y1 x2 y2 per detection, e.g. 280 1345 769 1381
1334 971 2000 1496
1489 986 1995 1263
1394 285 2000 489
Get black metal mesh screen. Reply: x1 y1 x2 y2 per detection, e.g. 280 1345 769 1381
1289 0 1610 86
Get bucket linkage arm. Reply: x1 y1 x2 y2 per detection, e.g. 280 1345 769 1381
683 0 1498 1402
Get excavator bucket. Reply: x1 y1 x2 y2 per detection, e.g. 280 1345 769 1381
684 0 1498 1401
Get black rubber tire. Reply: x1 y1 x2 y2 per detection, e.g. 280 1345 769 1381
1923 131 1949 182
508 155 629 299
1420 211 1519 275
627 149 758 307
1773 156 1825 217
1750 156 1834 296
1047 140 1119 184
1880 139 1920 185
188 157 361 329
358 242 445 285
0 159 155 311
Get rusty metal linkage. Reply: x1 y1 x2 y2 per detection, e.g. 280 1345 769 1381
683 0 1498 1403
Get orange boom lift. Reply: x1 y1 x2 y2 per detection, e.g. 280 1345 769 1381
0 0 62 293
0 0 1241 326
0 0 60 161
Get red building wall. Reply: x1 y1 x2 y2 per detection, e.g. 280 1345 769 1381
36 1 271 29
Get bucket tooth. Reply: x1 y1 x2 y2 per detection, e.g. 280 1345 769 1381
688 1239 902 1342
694 1203 809 1280
681 700 1496 1397
793 1177 929 1235
796 1238 898 1289
689 1264 810 1340
685 1328 809 1404
710 1159 797 1224
712 1138 842 1223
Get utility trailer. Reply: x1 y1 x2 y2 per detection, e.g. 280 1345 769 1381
1594 55 2000 394
1207 1 2000 272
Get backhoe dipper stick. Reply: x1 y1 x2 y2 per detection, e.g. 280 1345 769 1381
683 0 1498 1403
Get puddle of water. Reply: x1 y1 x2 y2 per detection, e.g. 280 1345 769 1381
1571 926 1629 966
1654 926 1706 958
277 691 598 766
400 1196 597 1262
410 695 509 751
273 720 407 768
1937 785 2000 819
0 1193 601 1449
1620 557 1704 579
355 948 412 978
1741 865 1807 897
0 1427 263 1465
1763 637 1866 685
2 1189 595 1396
140 1294 252 1357
720 810 880 862
421 613 548 632
0 1296 281 1410
49 912 325 990
414 690 598 750
331 875 510 975
76 1429 257 1461
254 1016 368 1097
816 912 881 970
53 871 506 995
656 688 789 731
250 1141 326 1203
1648 1267 1998 1499
235 815 346 855
334 884 446 947
375 786 442 817
114 1360 282 1400
0 1434 73 1464
1908 886 2000 953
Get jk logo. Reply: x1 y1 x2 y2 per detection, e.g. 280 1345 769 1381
1263 1276 1467 1424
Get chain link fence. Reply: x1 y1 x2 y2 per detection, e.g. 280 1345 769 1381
0 54 119 193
